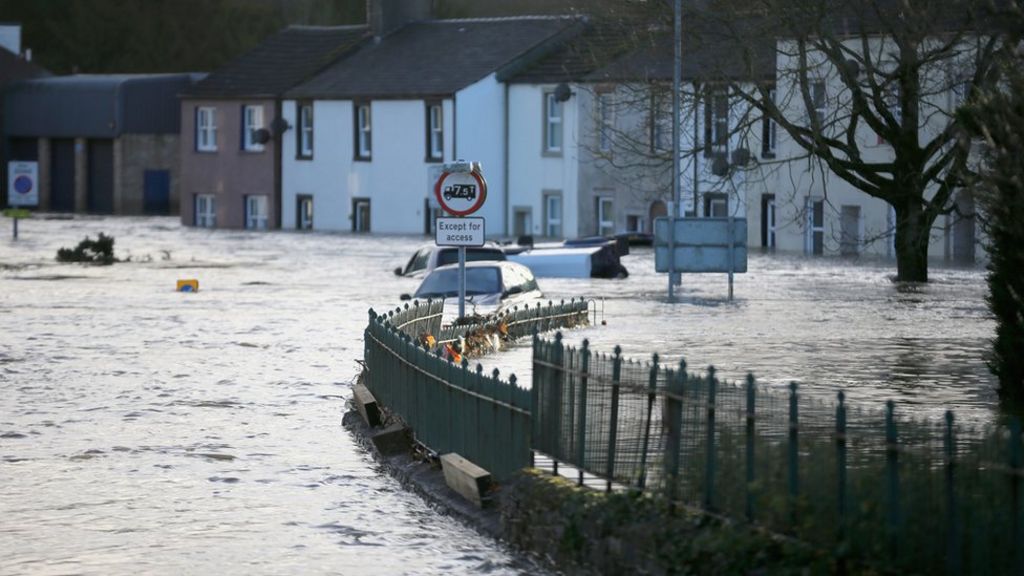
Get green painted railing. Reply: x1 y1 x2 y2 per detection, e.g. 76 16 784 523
532 332 1024 575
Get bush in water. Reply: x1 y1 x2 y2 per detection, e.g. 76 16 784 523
56 233 118 265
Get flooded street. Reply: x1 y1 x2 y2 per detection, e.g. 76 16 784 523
1 216 995 574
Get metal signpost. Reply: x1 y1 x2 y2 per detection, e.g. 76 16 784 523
6 161 38 240
433 161 487 319
654 216 748 300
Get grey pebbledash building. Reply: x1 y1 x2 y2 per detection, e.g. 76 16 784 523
4 73 201 215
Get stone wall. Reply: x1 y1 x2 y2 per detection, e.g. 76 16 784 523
117 133 180 215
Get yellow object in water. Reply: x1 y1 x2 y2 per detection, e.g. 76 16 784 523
176 279 199 293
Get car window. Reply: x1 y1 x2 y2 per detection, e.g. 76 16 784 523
406 248 431 274
436 248 505 267
414 267 501 299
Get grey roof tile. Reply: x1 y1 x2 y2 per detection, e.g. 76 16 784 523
184 25 368 99
288 16 582 99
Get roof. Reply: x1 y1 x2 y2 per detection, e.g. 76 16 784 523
506 19 658 84
184 25 368 99
288 16 584 100
587 16 776 84
4 73 202 137
0 46 49 85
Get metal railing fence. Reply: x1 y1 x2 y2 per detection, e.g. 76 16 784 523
532 332 1024 575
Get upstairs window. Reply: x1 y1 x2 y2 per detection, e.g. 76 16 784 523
597 92 613 152
355 103 372 160
703 88 729 157
426 103 443 162
811 81 827 126
196 107 217 152
297 103 313 158
544 92 563 154
761 88 777 158
242 105 264 152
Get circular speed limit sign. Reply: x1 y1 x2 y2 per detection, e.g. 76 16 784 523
434 164 487 216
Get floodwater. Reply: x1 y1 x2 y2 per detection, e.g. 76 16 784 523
0 216 995 574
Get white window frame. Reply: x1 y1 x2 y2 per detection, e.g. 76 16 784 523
356 103 372 159
544 92 563 154
245 195 269 230
195 194 216 228
298 103 313 158
427 103 443 161
597 92 613 152
196 107 217 152
597 196 615 236
544 193 562 238
811 81 827 126
761 88 777 157
242 105 264 152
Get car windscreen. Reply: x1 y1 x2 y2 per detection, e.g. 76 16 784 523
436 248 505 267
414 267 501 299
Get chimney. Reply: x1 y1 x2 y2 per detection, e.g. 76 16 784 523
0 23 21 55
367 0 431 40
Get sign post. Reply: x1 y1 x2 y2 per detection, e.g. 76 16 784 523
433 161 488 320
6 161 38 240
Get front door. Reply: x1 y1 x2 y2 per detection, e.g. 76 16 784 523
353 198 370 232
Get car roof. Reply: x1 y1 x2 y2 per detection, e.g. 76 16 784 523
431 260 532 273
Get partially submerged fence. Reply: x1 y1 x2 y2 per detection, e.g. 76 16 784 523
361 298 588 480
532 332 1024 575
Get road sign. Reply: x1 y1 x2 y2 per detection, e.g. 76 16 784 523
8 161 38 207
436 217 484 247
434 162 487 216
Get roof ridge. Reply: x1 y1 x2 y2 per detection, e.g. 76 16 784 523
284 24 368 31
426 14 583 24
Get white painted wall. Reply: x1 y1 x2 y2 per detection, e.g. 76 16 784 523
454 74 508 236
281 100 354 231
507 83 580 239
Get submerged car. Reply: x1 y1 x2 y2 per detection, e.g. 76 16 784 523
407 261 543 314
394 244 506 278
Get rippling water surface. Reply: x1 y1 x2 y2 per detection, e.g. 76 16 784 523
0 216 996 574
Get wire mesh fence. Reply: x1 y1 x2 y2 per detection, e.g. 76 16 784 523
532 332 1024 575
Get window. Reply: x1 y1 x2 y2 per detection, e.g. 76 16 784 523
245 195 268 230
597 197 614 236
811 81 827 125
806 197 824 255
651 95 671 152
353 198 370 231
703 193 728 218
761 194 776 249
626 215 645 233
543 193 562 238
426 103 443 161
296 195 313 230
355 103 371 160
242 105 264 152
544 92 563 154
840 205 861 256
761 88 777 158
703 88 729 157
194 194 215 227
297 103 313 159
196 107 217 152
597 92 613 152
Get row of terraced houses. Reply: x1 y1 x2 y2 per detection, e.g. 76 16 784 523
3 1 984 262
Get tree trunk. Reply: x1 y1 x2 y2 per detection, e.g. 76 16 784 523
893 202 931 283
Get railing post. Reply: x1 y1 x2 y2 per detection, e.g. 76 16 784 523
788 381 799 528
606 346 622 493
664 360 687 502
704 366 718 511
944 411 960 576
885 400 901 563
638 353 660 490
1010 417 1022 575
550 332 564 475
836 391 848 563
530 332 541 467
745 373 756 522
576 340 590 486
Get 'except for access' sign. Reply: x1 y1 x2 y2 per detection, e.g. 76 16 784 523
435 217 485 247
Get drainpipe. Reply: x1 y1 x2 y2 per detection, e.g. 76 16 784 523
503 82 510 236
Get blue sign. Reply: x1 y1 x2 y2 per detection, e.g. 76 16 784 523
654 217 748 273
